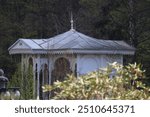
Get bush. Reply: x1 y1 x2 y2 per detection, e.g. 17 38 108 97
43 62 150 100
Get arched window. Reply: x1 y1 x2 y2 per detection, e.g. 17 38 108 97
35 64 38 98
39 69 43 100
28 57 33 66
74 63 77 77
44 64 49 99
44 64 49 85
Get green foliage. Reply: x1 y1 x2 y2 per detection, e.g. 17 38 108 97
8 64 34 99
0 0 150 85
22 65 34 99
8 64 22 88
43 63 150 100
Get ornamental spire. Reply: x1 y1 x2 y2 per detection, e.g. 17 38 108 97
70 12 74 30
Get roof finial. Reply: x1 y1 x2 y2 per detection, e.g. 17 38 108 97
70 11 74 30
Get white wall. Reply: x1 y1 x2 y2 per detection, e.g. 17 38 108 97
77 55 101 75
77 54 123 75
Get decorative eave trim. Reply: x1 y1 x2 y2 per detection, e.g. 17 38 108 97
9 49 135 55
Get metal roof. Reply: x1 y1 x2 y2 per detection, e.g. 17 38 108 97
8 29 135 55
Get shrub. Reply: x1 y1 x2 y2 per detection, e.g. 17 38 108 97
43 62 150 100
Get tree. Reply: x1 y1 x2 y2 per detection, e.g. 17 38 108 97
8 64 34 99
78 0 150 77
0 0 150 86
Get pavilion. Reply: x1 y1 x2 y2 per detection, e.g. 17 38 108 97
8 23 135 99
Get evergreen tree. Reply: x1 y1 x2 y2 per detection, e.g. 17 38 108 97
8 64 34 99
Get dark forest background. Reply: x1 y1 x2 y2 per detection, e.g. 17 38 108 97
0 0 150 80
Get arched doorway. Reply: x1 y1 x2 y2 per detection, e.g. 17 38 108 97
52 57 72 83
51 57 72 97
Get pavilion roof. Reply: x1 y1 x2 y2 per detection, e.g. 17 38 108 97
8 29 135 55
